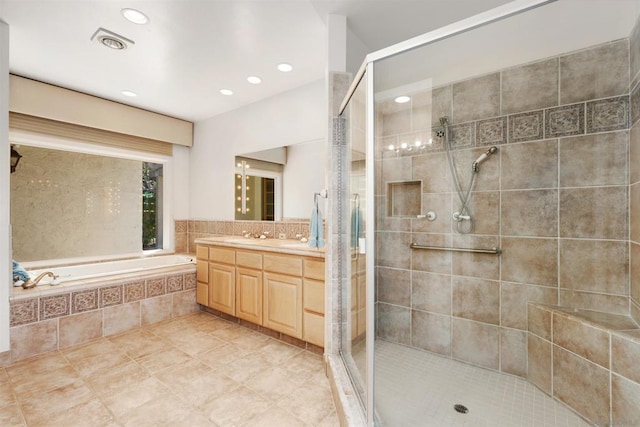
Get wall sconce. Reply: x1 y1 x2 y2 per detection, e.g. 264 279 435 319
10 145 22 173
236 160 250 214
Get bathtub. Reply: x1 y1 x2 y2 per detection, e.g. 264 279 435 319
24 254 195 286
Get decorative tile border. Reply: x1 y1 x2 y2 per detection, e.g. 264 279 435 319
39 294 70 320
545 103 585 138
10 298 38 327
167 274 184 293
586 96 629 133
124 281 145 303
184 273 197 290
476 117 507 146
71 289 98 313
449 122 475 148
99 285 123 307
145 277 166 298
509 110 544 143
175 220 187 233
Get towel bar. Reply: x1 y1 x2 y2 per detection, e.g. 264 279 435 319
410 243 502 255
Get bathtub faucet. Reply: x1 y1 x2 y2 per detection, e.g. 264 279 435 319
22 271 58 289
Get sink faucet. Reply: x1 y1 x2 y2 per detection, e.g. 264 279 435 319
22 271 58 289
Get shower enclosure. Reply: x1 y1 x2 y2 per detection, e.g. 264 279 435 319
334 0 640 425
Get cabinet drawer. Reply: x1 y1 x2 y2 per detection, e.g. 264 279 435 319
196 260 209 283
303 279 324 314
196 282 208 306
196 245 209 260
263 254 302 276
303 259 324 280
209 247 235 265
303 311 324 347
236 250 262 269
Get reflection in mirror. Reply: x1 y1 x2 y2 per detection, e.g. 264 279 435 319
10 145 164 262
234 156 283 221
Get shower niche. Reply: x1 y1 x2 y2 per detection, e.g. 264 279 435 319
386 180 422 217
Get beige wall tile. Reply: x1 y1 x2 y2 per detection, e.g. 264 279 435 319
141 295 173 325
452 73 500 123
633 243 640 303
559 290 630 315
500 140 558 190
632 183 640 243
172 290 200 317
451 235 500 280
452 318 499 370
552 313 610 368
559 239 629 294
376 303 410 345
59 311 103 349
10 320 58 361
377 267 411 307
500 328 526 377
411 153 452 193
104 302 140 336
411 310 451 356
559 132 628 187
501 282 557 330
501 190 558 237
612 334 640 384
452 276 500 324
560 186 628 239
451 147 500 192
382 109 411 136
527 334 552 394
501 238 558 286
553 346 610 426
502 58 559 115
560 39 629 104
376 232 412 269
411 271 451 315
612 373 640 427
431 86 452 125
411 233 452 274
412 193 451 233
631 123 640 184
527 304 552 341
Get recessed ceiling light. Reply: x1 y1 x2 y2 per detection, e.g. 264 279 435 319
277 63 293 72
220 89 234 96
121 8 149 25
121 90 137 97
247 76 262 84
394 96 411 104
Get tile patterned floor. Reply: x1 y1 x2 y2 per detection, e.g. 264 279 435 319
373 340 594 427
0 312 338 426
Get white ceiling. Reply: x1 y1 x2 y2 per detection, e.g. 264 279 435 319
0 0 516 122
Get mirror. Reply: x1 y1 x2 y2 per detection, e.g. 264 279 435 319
235 139 325 221
10 144 166 263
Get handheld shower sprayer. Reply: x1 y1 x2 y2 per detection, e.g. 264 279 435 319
472 146 498 172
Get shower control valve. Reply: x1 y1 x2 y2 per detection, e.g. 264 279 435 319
452 212 471 221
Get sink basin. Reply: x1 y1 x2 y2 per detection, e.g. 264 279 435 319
222 238 262 244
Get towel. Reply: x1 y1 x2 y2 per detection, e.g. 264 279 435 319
351 207 364 248
12 260 30 284
308 207 325 248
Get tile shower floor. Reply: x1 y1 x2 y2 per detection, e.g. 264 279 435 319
0 312 338 426
371 340 593 427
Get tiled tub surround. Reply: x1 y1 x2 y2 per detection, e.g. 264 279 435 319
5 267 198 364
374 37 637 383
175 219 312 255
528 303 640 426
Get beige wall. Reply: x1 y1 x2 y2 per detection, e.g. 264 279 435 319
11 146 142 261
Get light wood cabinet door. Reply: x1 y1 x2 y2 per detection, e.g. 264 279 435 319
196 282 208 306
196 260 209 284
263 272 302 338
209 262 235 315
236 267 263 325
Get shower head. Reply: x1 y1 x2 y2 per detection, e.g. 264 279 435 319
472 146 498 172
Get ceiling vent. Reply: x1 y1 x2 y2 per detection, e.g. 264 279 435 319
91 27 134 50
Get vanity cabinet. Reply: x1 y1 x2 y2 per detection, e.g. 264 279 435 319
195 242 325 347
208 247 236 315
236 250 263 325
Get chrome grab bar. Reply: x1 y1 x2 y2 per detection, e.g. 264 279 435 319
410 243 502 255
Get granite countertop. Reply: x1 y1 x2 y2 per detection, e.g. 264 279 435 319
194 236 326 258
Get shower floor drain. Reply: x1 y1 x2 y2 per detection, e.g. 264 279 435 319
454 404 469 414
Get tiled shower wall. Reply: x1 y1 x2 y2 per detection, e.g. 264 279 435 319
375 36 637 377
631 15 640 327
175 219 311 254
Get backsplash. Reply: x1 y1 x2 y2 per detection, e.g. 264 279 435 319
175 220 312 254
